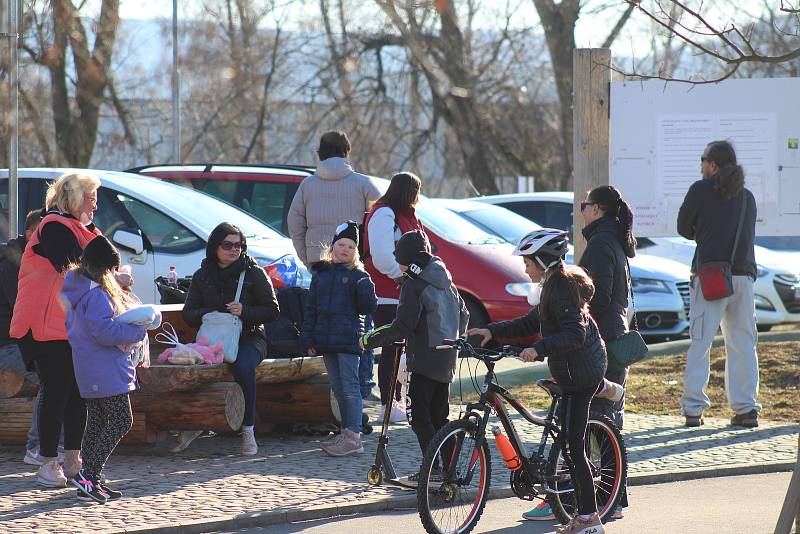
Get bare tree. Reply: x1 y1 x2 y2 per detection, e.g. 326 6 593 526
19 0 126 166
620 0 800 82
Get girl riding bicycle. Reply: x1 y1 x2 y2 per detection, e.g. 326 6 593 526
468 228 608 534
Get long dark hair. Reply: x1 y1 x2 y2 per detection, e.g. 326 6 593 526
538 263 594 322
705 140 744 201
206 222 247 261
376 172 421 213
587 185 637 258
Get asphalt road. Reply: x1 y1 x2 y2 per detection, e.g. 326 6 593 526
225 471 793 534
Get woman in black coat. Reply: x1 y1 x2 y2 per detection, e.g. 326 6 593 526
181 222 280 455
579 185 637 517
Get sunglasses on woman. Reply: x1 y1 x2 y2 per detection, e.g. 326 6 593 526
219 241 244 251
580 201 595 211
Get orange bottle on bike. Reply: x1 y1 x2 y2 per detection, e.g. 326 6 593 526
492 427 521 471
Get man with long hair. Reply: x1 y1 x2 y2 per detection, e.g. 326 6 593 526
677 140 760 428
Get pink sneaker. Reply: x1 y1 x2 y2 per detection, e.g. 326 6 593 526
37 459 67 488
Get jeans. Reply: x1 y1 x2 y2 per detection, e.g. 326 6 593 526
359 314 376 399
229 336 266 427
0 343 42 451
324 353 362 434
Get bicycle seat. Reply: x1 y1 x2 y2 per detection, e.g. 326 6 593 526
536 379 563 398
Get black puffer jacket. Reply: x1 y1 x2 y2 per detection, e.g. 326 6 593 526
183 255 280 355
579 217 629 342
487 300 607 392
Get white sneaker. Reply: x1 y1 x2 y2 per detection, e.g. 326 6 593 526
381 401 407 424
168 430 203 453
322 429 364 456
242 428 258 456
37 459 67 487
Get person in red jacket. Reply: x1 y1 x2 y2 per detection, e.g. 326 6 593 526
12 173 103 488
362 172 426 422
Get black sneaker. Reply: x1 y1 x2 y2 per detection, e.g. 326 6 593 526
97 481 122 500
71 470 107 504
731 409 759 428
361 412 373 435
685 415 704 427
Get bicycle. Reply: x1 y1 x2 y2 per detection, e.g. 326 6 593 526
416 338 627 534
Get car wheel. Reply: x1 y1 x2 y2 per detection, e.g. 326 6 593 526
462 294 489 329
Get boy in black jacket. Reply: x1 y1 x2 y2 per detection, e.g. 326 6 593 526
360 230 468 480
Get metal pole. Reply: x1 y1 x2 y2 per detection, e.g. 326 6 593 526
171 0 181 163
5 0 20 239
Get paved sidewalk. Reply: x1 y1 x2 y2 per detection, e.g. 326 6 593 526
0 406 796 534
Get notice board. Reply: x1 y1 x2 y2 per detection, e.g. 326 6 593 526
610 78 800 237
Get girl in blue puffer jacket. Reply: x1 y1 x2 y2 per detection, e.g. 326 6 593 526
301 221 377 457
62 236 149 504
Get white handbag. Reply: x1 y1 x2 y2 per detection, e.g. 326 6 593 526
197 271 246 363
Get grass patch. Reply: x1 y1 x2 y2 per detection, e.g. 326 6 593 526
460 341 799 422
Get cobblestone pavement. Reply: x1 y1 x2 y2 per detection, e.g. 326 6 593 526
0 406 796 533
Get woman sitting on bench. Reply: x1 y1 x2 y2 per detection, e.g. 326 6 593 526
177 222 280 455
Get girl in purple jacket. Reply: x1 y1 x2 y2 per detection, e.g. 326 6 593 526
63 236 147 504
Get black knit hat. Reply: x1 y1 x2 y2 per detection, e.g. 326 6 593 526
394 230 430 266
81 235 120 273
332 220 359 247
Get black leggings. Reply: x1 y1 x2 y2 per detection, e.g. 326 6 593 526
374 304 402 405
561 384 601 516
82 393 133 479
22 337 86 458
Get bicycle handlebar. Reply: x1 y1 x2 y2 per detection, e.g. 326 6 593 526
435 338 524 362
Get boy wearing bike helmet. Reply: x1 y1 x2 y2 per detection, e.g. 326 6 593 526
468 228 608 534
360 230 469 485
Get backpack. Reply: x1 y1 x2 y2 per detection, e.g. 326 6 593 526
357 210 371 260
265 286 309 357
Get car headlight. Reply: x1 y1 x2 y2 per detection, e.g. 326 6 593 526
505 282 536 297
631 277 671 294
756 264 770 278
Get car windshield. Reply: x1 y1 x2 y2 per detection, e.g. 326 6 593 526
457 206 542 244
123 177 286 241
754 236 800 251
415 201 503 245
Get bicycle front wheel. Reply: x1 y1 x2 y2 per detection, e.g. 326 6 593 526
417 419 492 534
547 414 627 524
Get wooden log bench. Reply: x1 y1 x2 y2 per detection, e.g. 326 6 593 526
0 305 337 446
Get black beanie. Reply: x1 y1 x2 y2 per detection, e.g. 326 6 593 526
332 220 359 247
394 230 430 266
81 235 120 273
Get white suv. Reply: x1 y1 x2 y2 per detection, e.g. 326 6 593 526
1 169 307 304
472 192 800 330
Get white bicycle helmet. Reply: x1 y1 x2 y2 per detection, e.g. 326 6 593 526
513 228 569 270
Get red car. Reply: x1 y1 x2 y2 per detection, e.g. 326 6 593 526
128 164 533 326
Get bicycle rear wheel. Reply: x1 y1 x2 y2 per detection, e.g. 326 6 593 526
546 414 627 524
417 419 492 534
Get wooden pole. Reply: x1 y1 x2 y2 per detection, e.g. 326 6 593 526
572 48 611 263
774 433 800 534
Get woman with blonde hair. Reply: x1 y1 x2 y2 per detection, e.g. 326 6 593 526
11 172 105 487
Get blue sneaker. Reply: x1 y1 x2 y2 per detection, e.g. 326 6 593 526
522 500 555 521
